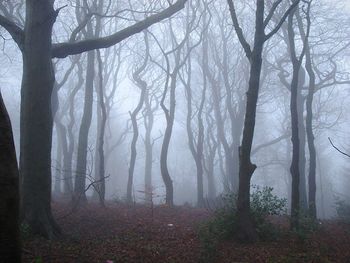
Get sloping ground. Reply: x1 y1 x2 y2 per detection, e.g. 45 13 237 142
23 202 350 263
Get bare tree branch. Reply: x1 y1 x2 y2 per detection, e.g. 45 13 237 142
265 0 300 41
328 137 350 158
52 0 187 58
226 0 252 58
0 14 24 50
264 0 283 28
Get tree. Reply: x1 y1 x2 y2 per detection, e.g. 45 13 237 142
286 0 310 229
0 0 187 238
0 90 21 262
227 0 300 241
151 2 200 206
126 32 149 203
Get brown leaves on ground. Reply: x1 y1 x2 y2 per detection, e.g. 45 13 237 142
23 202 350 263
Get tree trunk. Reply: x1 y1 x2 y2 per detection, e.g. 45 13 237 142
127 35 148 203
235 3 265 242
160 75 176 206
65 69 83 196
305 42 317 219
74 49 95 205
143 91 155 203
288 10 303 230
297 93 308 211
54 123 63 196
95 50 107 206
236 48 262 242
0 91 21 262
20 0 61 238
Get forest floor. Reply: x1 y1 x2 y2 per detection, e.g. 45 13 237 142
23 201 350 263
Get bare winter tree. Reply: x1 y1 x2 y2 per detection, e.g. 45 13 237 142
286 0 310 230
0 0 187 238
150 2 200 206
126 32 149 203
226 0 300 241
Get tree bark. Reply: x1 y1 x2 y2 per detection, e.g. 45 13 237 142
160 74 176 206
297 92 308 211
0 91 21 262
287 4 307 230
126 33 149 203
74 49 95 205
0 0 186 238
95 50 107 206
20 0 61 238
297 5 317 219
234 0 264 242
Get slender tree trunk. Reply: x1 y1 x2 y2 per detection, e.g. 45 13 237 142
126 88 146 203
160 75 176 206
0 91 21 262
305 43 317 219
54 123 63 195
96 50 107 206
235 3 265 242
74 49 95 204
143 91 155 203
127 34 148 203
297 7 317 219
20 0 61 238
288 9 304 230
297 94 308 211
93 97 102 201
65 68 83 196
236 47 262 242
290 69 301 230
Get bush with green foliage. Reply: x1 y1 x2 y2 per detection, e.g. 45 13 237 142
199 186 287 261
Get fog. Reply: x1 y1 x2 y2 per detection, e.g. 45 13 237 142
2 0 350 250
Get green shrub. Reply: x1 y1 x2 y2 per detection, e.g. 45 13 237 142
199 186 287 260
294 211 319 241
250 186 287 240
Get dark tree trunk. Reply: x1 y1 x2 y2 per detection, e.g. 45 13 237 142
235 1 265 242
95 50 107 206
126 83 146 203
20 0 61 238
289 69 301 230
227 0 300 241
297 93 308 211
74 49 95 204
0 0 186 239
160 75 176 207
236 46 262 242
0 91 21 262
287 7 306 230
297 7 317 219
93 96 102 201
126 33 148 203
305 41 317 219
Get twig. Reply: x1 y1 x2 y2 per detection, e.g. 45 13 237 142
328 137 350 158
